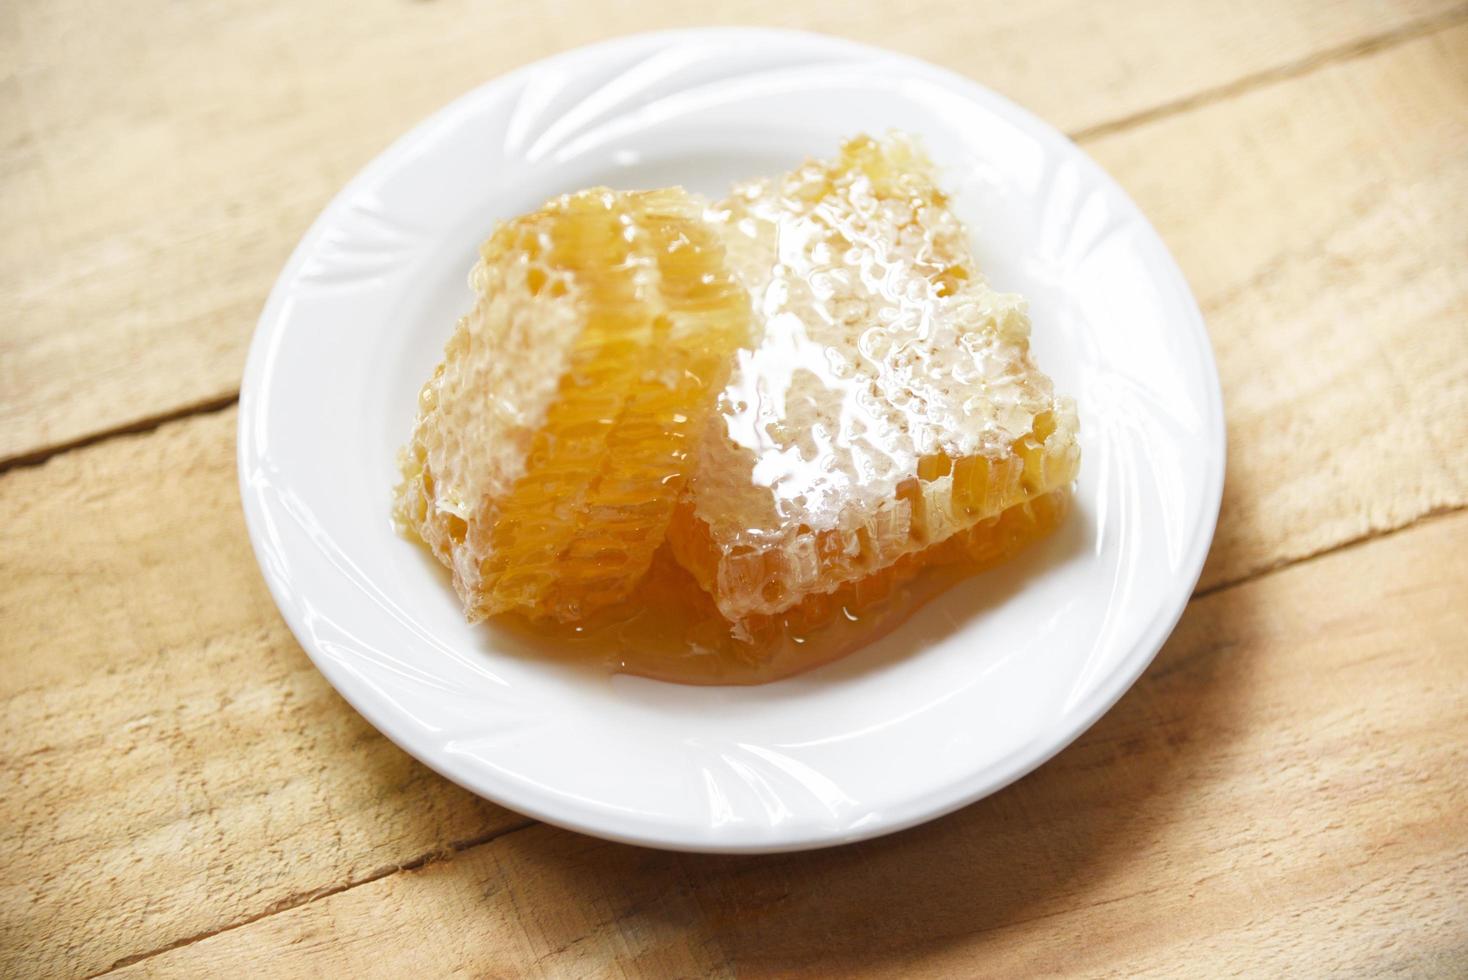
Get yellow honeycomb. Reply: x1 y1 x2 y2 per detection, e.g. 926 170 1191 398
395 187 751 623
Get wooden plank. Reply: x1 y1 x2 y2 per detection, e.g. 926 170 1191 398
1081 22 1468 588
3 19 1468 979
107 510 1468 978
0 410 528 979
2 0 1462 464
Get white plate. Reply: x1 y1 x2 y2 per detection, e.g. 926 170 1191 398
239 28 1224 853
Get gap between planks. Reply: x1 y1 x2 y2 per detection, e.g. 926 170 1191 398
4 1 1466 478
1192 503 1468 601
1068 3 1468 142
0 394 240 476
89 500 1468 978
95 818 538 977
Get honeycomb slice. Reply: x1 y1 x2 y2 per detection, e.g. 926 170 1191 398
395 187 751 623
669 133 1080 625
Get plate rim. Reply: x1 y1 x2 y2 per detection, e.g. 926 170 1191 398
238 26 1226 853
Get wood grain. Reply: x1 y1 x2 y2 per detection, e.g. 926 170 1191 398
2 0 1462 464
0 410 526 978
112 510 1468 978
1084 22 1468 588
2 7 1466 980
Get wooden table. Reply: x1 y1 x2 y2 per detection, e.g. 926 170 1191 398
4 1 1466 975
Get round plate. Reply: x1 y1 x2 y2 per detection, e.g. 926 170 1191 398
239 28 1224 853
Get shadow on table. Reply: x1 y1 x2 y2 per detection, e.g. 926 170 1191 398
487 575 1261 972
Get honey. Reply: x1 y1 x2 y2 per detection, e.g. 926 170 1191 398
503 490 1069 685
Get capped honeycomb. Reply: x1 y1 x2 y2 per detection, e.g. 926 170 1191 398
668 134 1080 625
394 187 751 623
